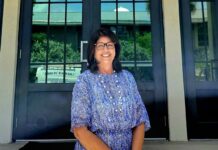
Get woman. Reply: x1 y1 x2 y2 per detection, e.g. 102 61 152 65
71 28 150 150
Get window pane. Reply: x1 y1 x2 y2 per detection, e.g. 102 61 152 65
101 0 153 81
67 3 82 25
135 27 152 61
31 4 48 63
50 4 65 25
65 64 81 83
191 1 218 81
32 4 48 25
48 26 64 63
135 2 150 24
29 65 46 83
50 0 65 2
47 65 64 83
67 0 82 2
118 3 133 24
34 0 49 2
30 1 83 84
66 27 81 63
118 26 135 61
31 32 47 63
101 3 116 24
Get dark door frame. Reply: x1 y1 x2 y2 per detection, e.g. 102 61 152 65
180 0 218 139
13 0 168 140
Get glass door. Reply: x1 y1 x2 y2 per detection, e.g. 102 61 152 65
14 0 167 140
100 0 167 138
181 0 218 138
14 0 87 139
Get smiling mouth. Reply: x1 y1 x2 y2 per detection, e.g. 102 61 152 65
101 54 110 57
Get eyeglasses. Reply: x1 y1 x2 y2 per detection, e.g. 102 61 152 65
94 42 115 50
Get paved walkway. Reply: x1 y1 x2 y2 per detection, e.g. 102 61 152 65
1 140 218 150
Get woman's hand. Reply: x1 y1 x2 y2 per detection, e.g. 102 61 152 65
131 123 145 150
73 126 111 150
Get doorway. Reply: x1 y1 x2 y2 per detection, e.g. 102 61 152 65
13 0 168 140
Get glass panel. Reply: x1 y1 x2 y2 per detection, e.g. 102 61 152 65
47 65 64 83
34 0 48 2
66 27 81 63
118 3 133 24
50 0 65 2
117 26 134 61
67 3 82 25
101 3 116 24
101 0 116 1
48 26 64 63
135 2 150 24
191 1 217 81
101 0 153 81
49 4 65 63
29 65 46 83
30 1 83 83
32 4 48 25
50 4 65 25
32 4 48 63
65 64 81 83
68 0 82 2
66 3 82 63
31 32 47 63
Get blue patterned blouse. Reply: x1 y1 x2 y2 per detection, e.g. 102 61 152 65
71 69 151 150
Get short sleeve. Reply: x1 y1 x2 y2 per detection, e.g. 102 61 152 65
127 71 151 132
71 75 91 132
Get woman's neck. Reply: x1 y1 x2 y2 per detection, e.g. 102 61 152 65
98 65 113 74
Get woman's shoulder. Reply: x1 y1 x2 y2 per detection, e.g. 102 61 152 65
121 69 134 78
75 70 92 83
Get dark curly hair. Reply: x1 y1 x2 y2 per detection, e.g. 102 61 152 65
87 28 122 73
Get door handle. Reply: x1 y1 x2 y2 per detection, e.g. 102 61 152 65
80 41 88 62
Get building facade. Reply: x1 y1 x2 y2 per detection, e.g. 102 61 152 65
0 0 218 143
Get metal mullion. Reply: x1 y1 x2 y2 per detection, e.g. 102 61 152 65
46 0 51 84
133 0 137 72
63 0 68 83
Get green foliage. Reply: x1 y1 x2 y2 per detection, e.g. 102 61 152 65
119 31 152 61
31 32 152 63
31 33 80 63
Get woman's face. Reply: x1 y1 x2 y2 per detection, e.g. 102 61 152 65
94 36 115 66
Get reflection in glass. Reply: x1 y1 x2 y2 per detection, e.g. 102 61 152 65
29 65 46 83
101 0 153 81
135 27 152 61
135 2 150 24
191 1 217 81
47 65 64 83
35 0 48 2
31 32 47 63
101 3 116 24
67 4 82 25
67 0 82 2
118 3 133 24
32 4 48 25
48 26 64 63
66 27 81 63
118 26 135 61
30 1 83 83
50 0 65 2
50 4 65 24
65 64 81 83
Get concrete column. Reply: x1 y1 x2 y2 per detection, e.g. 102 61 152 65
0 0 21 143
162 0 188 141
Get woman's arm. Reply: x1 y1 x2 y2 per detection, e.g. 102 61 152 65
132 123 145 150
73 126 111 150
